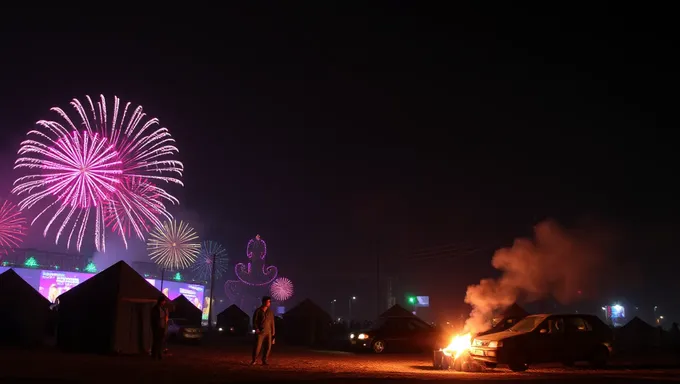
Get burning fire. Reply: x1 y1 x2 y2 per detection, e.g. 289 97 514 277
442 333 472 359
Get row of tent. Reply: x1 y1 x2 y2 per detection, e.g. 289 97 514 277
0 261 203 352
0 260 429 352
9 260 671 354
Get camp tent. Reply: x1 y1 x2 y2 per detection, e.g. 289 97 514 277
0 269 51 346
498 303 529 319
379 304 418 319
217 304 250 336
616 316 660 351
171 294 202 325
379 304 431 328
476 303 530 336
56 261 161 354
283 299 332 346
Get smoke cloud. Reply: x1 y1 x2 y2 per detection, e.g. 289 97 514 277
464 219 616 333
91 235 148 271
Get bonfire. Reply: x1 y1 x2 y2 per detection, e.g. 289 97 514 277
435 332 485 372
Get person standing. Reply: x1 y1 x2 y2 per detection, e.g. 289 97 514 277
251 296 275 365
151 295 168 360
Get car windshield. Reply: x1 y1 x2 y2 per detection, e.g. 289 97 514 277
508 315 549 333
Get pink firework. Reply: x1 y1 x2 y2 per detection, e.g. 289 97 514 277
0 201 27 255
12 95 183 251
104 177 176 246
270 277 294 301
13 129 121 250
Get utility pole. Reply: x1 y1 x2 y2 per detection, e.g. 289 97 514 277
387 277 393 309
376 240 380 318
207 252 216 331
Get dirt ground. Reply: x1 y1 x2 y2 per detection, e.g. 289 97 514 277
2 341 680 383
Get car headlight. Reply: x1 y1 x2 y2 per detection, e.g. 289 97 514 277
488 341 503 348
472 339 482 347
358 333 369 340
350 333 355 339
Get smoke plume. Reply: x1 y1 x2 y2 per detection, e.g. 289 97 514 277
464 219 615 333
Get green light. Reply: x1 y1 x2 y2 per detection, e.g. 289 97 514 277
24 257 39 268
54 265 60 270
1 261 9 266
173 272 182 281
408 296 416 304
84 262 97 273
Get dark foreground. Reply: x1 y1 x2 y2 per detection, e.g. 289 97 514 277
2 342 680 383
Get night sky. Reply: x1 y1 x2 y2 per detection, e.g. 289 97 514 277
1 4 678 321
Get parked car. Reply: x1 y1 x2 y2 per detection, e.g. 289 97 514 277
350 316 442 353
167 318 203 343
469 314 613 371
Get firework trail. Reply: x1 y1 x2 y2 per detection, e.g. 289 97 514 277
270 277 294 301
148 220 200 270
192 240 229 282
0 201 27 256
104 177 176 241
12 95 183 251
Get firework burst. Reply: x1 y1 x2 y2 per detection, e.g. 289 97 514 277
148 220 200 270
13 129 121 250
12 95 183 251
270 277 294 301
104 177 176 243
192 240 228 282
0 201 27 255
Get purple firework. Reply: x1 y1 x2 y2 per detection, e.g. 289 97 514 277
270 277 293 301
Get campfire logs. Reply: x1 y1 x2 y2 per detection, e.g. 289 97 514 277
432 350 484 372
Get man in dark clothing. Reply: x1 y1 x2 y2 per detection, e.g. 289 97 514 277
151 295 168 360
251 296 275 365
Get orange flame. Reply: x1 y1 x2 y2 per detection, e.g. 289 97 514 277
442 333 472 359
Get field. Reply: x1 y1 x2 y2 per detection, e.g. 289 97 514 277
2 339 680 383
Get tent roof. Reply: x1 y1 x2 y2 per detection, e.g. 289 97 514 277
379 304 430 326
0 268 50 307
58 261 160 304
172 294 195 305
218 304 249 320
379 304 417 319
170 294 201 323
172 294 201 312
498 303 529 319
622 316 656 331
284 299 332 321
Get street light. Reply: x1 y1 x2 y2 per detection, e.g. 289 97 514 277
331 299 337 320
349 296 356 321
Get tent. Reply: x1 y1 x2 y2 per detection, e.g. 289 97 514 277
379 304 418 319
616 316 660 351
171 294 202 325
499 303 529 319
217 304 250 336
283 299 332 346
56 261 162 354
487 303 529 331
379 304 431 328
0 269 51 346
